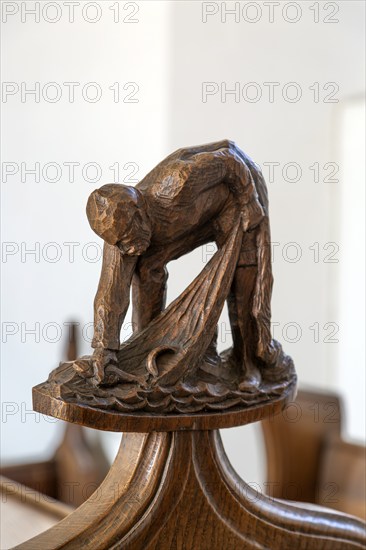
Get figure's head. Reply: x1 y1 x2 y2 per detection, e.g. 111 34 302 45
86 184 152 255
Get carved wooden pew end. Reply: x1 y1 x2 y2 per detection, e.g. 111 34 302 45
14 142 366 549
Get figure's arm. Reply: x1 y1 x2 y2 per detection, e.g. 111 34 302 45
91 243 137 380
93 242 137 350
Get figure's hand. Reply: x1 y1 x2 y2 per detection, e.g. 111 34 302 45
91 347 118 385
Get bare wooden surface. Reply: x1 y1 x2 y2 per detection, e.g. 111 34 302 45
14 432 366 550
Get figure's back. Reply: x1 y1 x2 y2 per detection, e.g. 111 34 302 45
136 143 236 241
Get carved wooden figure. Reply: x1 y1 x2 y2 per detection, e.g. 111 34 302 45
21 141 365 549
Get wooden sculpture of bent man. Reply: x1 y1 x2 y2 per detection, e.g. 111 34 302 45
85 140 282 390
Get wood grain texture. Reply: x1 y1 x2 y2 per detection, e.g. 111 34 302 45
14 431 366 550
49 140 295 415
32 376 297 432
20 142 366 549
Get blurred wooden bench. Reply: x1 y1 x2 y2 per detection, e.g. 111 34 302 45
262 388 366 520
1 422 109 508
0 475 73 549
0 323 109 508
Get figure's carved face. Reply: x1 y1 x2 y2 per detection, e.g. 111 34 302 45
86 184 152 255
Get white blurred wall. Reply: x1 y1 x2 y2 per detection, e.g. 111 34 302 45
1 1 365 488
165 0 365 483
1 0 170 464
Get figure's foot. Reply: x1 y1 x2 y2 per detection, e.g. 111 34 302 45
238 363 262 392
75 348 118 386
258 339 283 368
195 342 222 380
73 356 94 378
220 348 262 390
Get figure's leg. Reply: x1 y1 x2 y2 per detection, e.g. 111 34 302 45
214 201 262 387
132 223 215 332
227 264 262 388
132 253 168 332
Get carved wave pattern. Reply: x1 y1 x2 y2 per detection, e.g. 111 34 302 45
46 349 296 414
